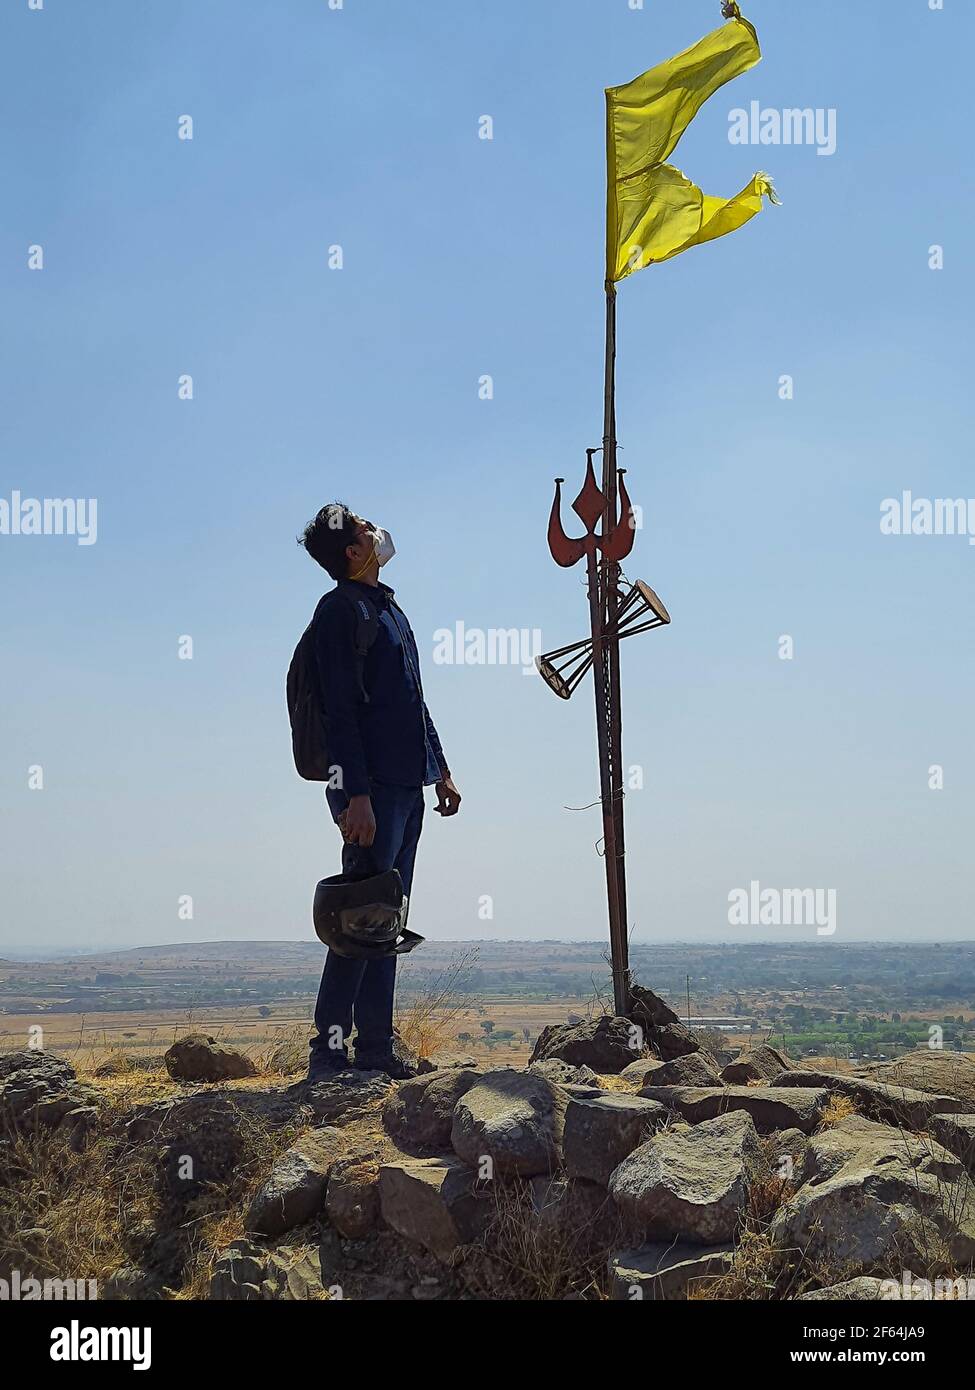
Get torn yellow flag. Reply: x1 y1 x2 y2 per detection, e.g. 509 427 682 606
606 7 778 283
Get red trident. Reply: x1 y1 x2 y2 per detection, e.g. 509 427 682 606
547 449 636 568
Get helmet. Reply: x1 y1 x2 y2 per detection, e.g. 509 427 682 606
312 869 424 959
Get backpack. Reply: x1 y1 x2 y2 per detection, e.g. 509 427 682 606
287 584 380 781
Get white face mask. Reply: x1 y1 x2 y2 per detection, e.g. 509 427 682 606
373 527 396 568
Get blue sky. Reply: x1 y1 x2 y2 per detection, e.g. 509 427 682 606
1 0 972 954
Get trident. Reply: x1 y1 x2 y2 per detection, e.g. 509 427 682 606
539 433 671 1014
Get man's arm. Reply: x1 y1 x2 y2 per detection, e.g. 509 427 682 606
314 597 375 844
424 702 461 817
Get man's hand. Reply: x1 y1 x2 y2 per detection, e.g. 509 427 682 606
341 794 376 846
434 776 462 817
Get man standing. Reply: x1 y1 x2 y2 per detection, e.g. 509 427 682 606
297 503 461 1081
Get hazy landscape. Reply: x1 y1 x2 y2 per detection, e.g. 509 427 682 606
3 940 974 1072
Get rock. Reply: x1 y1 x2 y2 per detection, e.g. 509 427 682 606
261 1247 326 1300
378 1157 489 1260
774 1070 967 1129
929 1114 975 1173
382 1069 481 1152
721 1044 791 1085
209 1240 326 1301
766 1128 810 1183
530 1058 601 1088
164 1033 257 1083
638 1085 829 1135
563 1093 669 1187
797 1277 894 1301
648 1052 723 1088
609 1242 735 1300
769 1115 975 1275
451 1070 567 1178
325 1153 381 1238
627 983 681 1031
246 1127 348 1237
298 1071 393 1125
209 1240 268 1300
619 1059 663 1087
528 1016 641 1074
0 1049 99 1132
865 1051 975 1107
651 1022 702 1062
416 1053 478 1075
610 1110 760 1244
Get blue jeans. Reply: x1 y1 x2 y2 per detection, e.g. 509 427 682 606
310 781 424 1065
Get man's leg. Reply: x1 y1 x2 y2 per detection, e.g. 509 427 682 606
309 782 419 1072
353 786 424 1065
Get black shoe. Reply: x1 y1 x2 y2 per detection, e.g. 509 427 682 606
305 1054 351 1084
353 1054 417 1081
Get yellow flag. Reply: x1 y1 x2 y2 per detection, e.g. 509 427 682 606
606 7 778 283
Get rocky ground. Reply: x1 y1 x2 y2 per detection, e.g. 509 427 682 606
2 989 975 1302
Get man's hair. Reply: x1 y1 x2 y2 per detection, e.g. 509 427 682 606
299 502 360 580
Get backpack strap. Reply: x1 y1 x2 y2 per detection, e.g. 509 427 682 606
332 583 381 703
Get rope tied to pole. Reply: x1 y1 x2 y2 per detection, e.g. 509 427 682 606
721 1 742 19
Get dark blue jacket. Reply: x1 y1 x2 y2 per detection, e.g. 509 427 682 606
313 580 448 797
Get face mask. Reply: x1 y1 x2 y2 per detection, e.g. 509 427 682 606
349 525 396 581
374 528 395 568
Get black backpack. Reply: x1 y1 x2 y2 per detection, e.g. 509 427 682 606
287 584 380 781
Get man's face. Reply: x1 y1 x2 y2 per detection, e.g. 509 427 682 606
345 515 378 578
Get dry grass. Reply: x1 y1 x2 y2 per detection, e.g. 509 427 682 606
466 1179 617 1301
817 1093 859 1128
395 946 480 1061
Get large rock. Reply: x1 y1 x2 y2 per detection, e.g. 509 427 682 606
721 1044 791 1085
639 1084 829 1135
416 1053 478 1075
610 1110 760 1244
929 1114 975 1173
0 1049 99 1133
769 1115 975 1275
378 1157 489 1260
647 1052 723 1088
797 1277 894 1301
209 1240 326 1301
325 1152 381 1238
164 1033 256 1082
529 1058 601 1089
246 1128 348 1237
451 1070 567 1177
652 1022 702 1062
774 1070 966 1129
609 1242 734 1300
382 1069 480 1152
866 1052 975 1108
529 1016 642 1074
298 1071 393 1125
627 983 682 1031
563 1093 669 1187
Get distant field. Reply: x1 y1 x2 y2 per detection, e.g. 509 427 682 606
0 996 597 1071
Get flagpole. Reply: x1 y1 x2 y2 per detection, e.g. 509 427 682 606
597 281 631 1017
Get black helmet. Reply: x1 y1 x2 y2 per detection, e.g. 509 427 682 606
312 869 424 959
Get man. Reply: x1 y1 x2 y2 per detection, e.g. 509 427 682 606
298 503 461 1080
